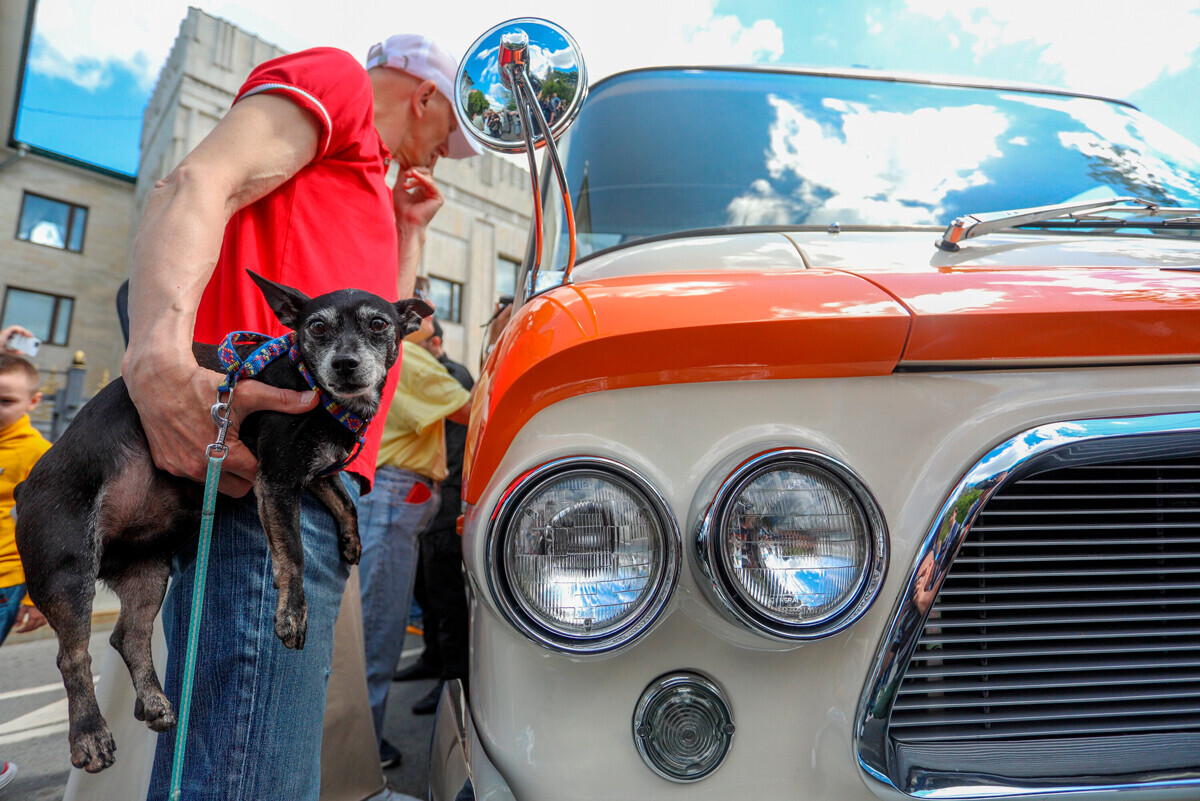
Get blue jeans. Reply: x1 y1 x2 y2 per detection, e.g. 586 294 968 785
147 475 356 801
0 582 26 644
356 465 438 746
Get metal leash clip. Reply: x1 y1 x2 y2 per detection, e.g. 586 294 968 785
206 386 235 461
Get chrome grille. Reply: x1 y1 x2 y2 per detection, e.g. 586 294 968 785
891 457 1200 743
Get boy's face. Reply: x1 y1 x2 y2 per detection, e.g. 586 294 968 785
0 372 41 430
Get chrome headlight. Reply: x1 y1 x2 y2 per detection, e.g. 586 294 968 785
488 458 680 653
696 449 887 640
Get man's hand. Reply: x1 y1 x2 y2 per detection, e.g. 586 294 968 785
123 349 318 497
393 167 444 230
14 604 47 633
0 325 35 351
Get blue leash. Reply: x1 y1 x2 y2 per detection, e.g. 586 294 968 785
167 389 234 801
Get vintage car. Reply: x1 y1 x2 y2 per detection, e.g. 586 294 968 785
432 18 1200 801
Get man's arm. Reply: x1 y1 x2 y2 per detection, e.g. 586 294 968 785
446 386 476 426
393 167 444 299
122 93 323 497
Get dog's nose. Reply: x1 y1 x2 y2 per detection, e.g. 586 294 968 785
332 355 360 374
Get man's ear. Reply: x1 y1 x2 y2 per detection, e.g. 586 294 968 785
394 298 433 338
247 270 311 329
412 79 438 117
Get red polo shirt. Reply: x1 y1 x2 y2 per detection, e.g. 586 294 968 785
195 48 399 489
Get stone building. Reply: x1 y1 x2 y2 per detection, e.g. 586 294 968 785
0 1 531 407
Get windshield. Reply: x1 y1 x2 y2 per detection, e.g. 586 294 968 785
540 68 1200 268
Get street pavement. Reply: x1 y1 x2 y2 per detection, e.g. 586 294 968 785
0 628 438 800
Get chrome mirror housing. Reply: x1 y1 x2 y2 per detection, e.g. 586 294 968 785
455 18 587 296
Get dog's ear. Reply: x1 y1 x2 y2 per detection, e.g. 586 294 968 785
394 298 434 338
247 270 311 329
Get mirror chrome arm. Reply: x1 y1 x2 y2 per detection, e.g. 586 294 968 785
517 69 577 288
508 63 544 284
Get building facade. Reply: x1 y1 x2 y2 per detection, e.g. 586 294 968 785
1 1 531 415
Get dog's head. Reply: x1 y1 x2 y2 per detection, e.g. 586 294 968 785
247 271 433 416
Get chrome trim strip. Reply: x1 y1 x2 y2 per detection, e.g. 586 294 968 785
632 671 735 783
693 448 889 641
855 411 1200 799
485 456 682 655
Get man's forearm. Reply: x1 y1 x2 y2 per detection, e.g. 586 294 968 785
397 222 426 300
125 166 231 367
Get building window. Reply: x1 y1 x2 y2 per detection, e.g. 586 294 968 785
15 192 88 253
428 275 463 324
1 287 74 346
496 255 519 300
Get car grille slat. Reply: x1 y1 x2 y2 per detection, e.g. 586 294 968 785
891 454 1200 747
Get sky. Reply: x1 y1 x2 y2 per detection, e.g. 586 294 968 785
12 0 1200 177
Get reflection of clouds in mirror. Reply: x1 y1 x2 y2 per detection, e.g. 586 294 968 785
727 95 1008 227
999 94 1200 203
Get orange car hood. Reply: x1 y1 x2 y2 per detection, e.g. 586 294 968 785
464 231 1200 501
789 230 1200 364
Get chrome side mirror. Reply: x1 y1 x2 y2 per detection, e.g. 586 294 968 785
455 18 587 296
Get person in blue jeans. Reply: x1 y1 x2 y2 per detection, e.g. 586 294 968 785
358 288 471 769
119 34 479 801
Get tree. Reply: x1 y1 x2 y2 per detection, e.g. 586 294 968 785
466 90 488 119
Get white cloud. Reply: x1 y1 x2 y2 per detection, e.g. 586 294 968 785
904 0 1200 97
727 94 1008 226
26 0 784 93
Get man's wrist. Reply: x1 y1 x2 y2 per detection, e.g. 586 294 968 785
397 221 428 242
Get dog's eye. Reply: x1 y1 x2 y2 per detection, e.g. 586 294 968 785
308 320 327 336
370 318 389 333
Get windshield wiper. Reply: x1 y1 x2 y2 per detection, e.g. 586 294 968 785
935 197 1200 251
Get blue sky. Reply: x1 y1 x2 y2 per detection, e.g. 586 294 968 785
13 0 1200 177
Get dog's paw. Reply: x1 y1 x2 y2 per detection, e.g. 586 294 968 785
134 693 177 732
340 537 361 565
70 722 117 773
275 603 308 650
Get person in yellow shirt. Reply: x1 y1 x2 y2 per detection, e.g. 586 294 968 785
356 283 472 770
0 348 51 645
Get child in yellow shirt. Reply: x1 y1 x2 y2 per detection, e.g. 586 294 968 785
0 351 51 644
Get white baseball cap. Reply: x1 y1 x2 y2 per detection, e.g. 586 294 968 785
366 34 482 159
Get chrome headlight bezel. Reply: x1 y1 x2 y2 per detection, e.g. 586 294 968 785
694 448 889 641
486 457 681 655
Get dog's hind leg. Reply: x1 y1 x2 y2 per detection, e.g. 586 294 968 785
107 558 176 733
309 474 360 565
256 480 308 649
45 571 116 772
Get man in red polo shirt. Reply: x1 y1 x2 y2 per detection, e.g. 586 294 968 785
119 35 479 801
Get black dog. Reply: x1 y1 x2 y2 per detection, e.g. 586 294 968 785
14 271 430 772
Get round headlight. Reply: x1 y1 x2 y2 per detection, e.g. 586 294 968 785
489 458 679 653
698 450 887 640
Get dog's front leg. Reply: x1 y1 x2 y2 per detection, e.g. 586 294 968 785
308 474 360 565
255 476 308 650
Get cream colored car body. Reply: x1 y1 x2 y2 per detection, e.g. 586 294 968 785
431 230 1200 800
